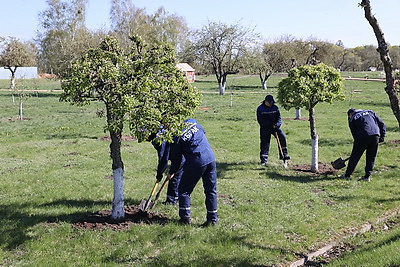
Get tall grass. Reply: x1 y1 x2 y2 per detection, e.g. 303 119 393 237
0 74 399 266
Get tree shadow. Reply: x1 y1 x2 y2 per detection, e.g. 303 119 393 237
0 198 148 250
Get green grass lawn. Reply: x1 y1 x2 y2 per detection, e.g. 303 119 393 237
0 74 399 266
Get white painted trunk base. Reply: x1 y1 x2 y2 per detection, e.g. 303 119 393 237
311 136 318 173
262 81 267 90
111 167 125 219
295 109 301 120
219 83 226 95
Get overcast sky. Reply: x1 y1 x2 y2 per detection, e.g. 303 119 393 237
1 0 400 48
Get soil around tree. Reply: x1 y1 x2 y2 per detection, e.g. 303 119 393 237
73 206 170 230
291 162 338 176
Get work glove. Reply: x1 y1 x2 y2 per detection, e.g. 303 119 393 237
156 174 163 182
379 137 384 143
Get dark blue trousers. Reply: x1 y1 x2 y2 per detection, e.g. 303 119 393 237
260 128 287 163
165 168 183 204
178 161 218 222
345 135 379 178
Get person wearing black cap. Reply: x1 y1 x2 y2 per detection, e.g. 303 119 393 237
341 108 386 181
256 95 290 165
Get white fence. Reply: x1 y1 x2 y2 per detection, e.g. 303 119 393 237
0 67 38 79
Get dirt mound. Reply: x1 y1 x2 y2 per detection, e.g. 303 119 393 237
73 205 170 230
292 162 337 175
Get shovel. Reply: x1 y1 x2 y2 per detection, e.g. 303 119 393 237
274 132 288 168
331 156 350 169
148 175 172 209
138 180 160 211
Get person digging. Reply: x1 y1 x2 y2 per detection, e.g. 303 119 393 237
256 94 291 166
340 108 386 182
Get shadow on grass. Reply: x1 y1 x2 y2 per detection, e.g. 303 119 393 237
0 198 147 250
216 161 339 183
299 138 353 147
263 170 339 183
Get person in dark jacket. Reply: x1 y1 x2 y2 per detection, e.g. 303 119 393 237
341 108 386 182
167 119 218 226
151 137 184 205
256 95 290 165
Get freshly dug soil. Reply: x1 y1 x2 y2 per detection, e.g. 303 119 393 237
292 162 337 176
73 205 170 230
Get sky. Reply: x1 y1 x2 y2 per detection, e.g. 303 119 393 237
1 0 400 48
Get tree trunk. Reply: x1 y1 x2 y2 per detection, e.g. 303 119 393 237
311 136 319 173
19 97 23 120
107 107 125 220
309 107 318 172
7 67 17 90
261 81 267 90
295 108 301 120
361 0 400 128
219 82 226 95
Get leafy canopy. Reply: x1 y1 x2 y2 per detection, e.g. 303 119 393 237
277 63 345 110
60 35 201 142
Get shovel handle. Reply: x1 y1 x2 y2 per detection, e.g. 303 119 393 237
274 131 284 157
146 180 159 202
154 176 171 201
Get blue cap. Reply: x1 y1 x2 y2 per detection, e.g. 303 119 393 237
264 95 275 104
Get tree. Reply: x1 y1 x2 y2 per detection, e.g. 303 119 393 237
359 0 400 128
110 0 188 54
243 47 272 90
192 21 258 95
0 37 36 89
37 0 97 75
60 36 201 219
277 63 345 172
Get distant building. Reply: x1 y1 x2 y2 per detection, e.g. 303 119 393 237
176 63 195 83
0 67 38 79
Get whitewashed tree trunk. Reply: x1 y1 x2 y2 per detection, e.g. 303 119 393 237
219 82 226 95
19 100 23 120
311 136 319 173
295 108 301 120
262 81 267 90
10 77 16 90
111 167 125 219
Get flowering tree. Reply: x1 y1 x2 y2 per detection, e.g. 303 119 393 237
61 36 201 219
278 63 345 172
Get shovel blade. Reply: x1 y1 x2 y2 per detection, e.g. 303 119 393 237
138 199 148 211
331 157 346 169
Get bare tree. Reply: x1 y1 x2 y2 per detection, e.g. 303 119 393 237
192 21 258 95
359 0 400 127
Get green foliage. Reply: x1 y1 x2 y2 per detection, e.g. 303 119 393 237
0 76 399 266
0 38 36 68
60 35 201 141
277 63 345 110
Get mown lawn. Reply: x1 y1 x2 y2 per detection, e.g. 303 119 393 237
0 74 399 266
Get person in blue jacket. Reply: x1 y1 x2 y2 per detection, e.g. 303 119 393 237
256 95 290 165
341 108 386 182
151 134 184 205
167 119 218 226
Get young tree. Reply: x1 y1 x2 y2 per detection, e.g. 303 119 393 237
359 0 400 128
61 36 201 219
0 37 36 89
192 21 258 95
277 63 345 172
